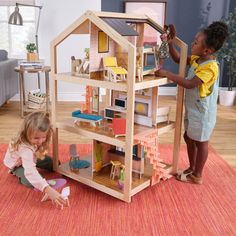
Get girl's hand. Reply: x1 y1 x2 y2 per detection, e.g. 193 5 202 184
43 186 68 209
155 69 168 77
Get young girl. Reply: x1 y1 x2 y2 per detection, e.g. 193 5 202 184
155 22 228 184
4 112 67 208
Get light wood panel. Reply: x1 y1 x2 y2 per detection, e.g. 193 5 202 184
0 97 235 170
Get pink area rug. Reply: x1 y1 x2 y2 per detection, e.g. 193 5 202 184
0 144 235 235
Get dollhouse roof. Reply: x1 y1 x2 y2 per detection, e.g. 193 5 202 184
101 18 139 36
50 10 165 50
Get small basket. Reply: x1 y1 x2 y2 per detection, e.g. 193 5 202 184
28 90 46 109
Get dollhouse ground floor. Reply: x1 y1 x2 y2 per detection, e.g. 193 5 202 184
53 119 175 201
57 161 151 195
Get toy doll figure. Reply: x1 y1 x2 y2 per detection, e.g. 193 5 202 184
156 25 175 69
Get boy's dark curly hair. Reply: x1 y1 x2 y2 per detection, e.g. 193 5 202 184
203 21 229 52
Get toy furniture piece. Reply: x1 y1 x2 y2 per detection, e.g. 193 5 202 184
50 11 187 203
110 160 121 179
71 56 89 78
118 164 125 190
14 66 50 117
136 46 158 81
103 57 127 82
156 106 171 124
41 184 70 208
72 110 103 126
108 118 126 137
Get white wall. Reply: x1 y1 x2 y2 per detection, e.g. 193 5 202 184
12 0 101 101
39 0 101 101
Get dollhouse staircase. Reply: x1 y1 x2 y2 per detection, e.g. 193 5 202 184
134 129 172 185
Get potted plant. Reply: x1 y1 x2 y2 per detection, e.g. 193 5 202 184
94 141 102 172
26 43 39 62
217 8 236 106
84 48 89 59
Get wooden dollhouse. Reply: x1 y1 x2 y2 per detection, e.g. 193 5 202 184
50 11 187 203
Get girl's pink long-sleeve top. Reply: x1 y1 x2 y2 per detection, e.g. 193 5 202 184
4 143 49 192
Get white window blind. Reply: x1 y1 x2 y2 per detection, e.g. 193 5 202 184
0 0 36 59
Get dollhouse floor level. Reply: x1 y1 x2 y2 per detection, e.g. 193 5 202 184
57 163 150 201
56 119 175 148
55 73 171 92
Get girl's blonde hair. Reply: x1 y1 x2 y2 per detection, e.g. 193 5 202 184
11 112 53 159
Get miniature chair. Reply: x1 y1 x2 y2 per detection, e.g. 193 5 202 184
108 118 126 138
103 57 127 82
110 160 121 180
71 56 89 76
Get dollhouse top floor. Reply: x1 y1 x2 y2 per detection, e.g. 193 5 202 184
51 10 187 84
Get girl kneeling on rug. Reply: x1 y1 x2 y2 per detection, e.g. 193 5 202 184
4 111 67 208
155 22 228 184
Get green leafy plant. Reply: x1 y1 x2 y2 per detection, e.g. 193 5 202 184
26 43 37 53
217 8 236 91
84 48 89 59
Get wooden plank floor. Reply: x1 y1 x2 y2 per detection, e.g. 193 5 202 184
0 96 235 170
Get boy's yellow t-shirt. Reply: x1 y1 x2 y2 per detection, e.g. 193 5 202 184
190 55 219 98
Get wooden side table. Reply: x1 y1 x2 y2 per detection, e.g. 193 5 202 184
14 66 51 117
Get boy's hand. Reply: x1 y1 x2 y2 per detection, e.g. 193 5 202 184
155 69 168 77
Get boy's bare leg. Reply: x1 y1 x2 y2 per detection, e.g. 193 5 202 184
184 132 197 172
193 140 208 178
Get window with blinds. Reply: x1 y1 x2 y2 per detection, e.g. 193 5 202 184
0 1 36 59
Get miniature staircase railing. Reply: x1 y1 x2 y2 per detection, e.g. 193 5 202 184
134 129 171 185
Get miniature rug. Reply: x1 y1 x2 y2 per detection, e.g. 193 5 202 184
0 144 235 236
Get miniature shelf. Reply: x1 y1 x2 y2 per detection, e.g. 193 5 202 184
55 73 171 92
56 119 126 148
55 73 127 92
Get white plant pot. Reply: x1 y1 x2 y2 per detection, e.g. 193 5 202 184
219 89 236 106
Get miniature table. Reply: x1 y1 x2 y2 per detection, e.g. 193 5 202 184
14 66 51 117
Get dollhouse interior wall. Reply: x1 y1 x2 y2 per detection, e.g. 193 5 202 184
90 23 115 73
93 141 144 174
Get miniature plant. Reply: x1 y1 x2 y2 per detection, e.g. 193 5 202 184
217 8 236 91
26 43 37 53
84 48 89 59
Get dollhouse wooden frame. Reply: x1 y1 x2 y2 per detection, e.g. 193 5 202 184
50 11 187 203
